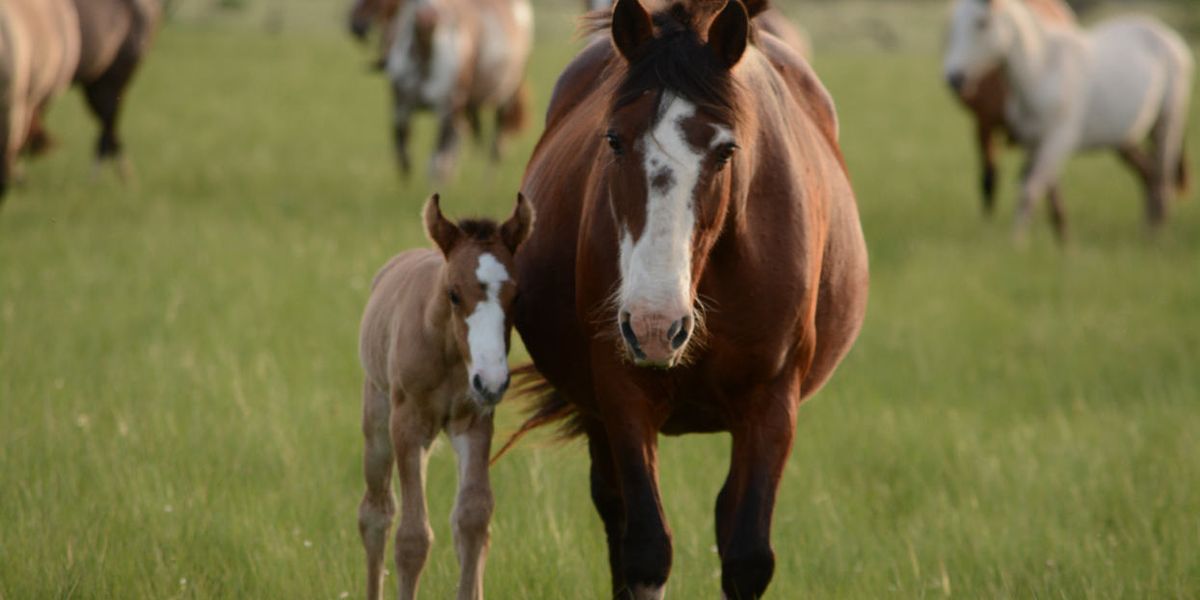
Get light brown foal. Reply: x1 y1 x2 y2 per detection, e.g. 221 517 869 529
358 194 533 600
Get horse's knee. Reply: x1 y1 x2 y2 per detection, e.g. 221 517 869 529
721 543 775 600
452 488 494 539
394 525 434 568
358 493 395 539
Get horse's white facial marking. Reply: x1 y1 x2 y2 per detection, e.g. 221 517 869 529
618 95 704 317
464 253 510 397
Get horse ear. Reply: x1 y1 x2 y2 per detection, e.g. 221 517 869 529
740 0 768 18
501 193 535 254
707 0 750 69
611 0 653 62
423 193 461 256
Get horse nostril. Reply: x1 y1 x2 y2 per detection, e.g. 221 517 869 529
619 312 646 360
473 374 484 393
947 72 966 93
669 316 691 351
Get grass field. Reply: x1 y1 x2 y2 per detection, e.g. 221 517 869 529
2 1 1199 598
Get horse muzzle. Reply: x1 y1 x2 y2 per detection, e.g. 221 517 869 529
619 309 693 368
469 371 510 409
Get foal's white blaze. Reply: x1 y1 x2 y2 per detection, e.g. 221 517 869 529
465 253 510 397
618 95 705 319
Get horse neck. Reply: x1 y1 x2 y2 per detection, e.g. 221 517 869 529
998 2 1053 98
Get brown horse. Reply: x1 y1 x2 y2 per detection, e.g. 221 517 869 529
0 0 79 199
509 0 868 597
948 0 1074 214
358 194 533 600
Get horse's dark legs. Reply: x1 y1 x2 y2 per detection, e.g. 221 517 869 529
82 52 140 174
1117 144 1167 227
715 379 798 599
431 110 461 182
593 373 671 599
24 108 55 157
585 421 628 597
390 96 413 176
976 119 999 215
1046 185 1067 244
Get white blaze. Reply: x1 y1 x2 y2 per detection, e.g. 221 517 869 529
618 95 704 315
465 253 510 393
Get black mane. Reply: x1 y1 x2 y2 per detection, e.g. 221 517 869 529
456 218 500 241
612 4 744 127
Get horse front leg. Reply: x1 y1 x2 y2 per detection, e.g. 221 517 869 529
976 119 999 216
359 382 396 600
584 420 628 596
447 412 495 600
430 109 462 183
594 371 672 600
1015 130 1073 244
390 398 437 600
390 87 414 177
714 376 799 600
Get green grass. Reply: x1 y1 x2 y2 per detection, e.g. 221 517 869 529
2 3 1199 598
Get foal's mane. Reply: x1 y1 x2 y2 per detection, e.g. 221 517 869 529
583 2 751 129
456 219 501 242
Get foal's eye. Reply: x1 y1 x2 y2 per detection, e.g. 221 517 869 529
448 290 461 306
715 142 738 166
605 130 624 156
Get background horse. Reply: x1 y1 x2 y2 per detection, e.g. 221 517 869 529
947 0 1075 214
351 0 532 181
348 0 402 68
511 0 868 597
944 0 1193 239
0 0 79 200
358 194 533 600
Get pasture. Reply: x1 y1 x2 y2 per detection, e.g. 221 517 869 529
2 1 1198 597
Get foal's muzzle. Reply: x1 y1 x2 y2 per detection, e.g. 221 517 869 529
471 372 510 407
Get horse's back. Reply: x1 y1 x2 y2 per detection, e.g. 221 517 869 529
360 248 442 390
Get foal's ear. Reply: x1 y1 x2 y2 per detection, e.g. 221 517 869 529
611 0 653 62
423 193 461 256
500 193 535 254
707 0 750 69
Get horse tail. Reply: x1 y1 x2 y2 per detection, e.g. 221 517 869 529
489 364 582 465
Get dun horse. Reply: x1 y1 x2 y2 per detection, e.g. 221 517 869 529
348 0 533 181
0 0 79 200
944 0 1193 239
357 194 533 600
509 0 868 597
947 0 1074 214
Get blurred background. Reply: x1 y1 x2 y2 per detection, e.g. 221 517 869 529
1 0 1198 597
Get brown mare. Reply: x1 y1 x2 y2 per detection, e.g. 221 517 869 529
358 194 533 600
949 0 1074 214
509 0 868 597
0 0 79 199
346 0 533 181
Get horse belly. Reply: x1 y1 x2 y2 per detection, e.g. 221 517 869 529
1079 25 1171 148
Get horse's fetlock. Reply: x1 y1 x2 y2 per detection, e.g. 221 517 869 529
721 545 776 599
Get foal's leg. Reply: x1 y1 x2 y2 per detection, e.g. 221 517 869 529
447 412 495 600
391 398 437 600
714 377 799 600
359 381 396 600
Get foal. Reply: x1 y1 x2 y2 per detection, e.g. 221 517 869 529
358 194 533 600
945 0 1193 240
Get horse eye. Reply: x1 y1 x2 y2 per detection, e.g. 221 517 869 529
715 142 738 165
605 130 623 156
448 290 461 306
